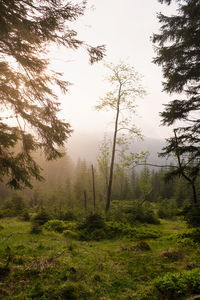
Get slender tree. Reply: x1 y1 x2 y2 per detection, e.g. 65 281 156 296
139 166 152 204
153 0 200 203
97 134 111 198
95 62 146 213
0 0 105 189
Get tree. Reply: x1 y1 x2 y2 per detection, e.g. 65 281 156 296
95 62 146 213
153 0 200 203
0 0 105 189
96 134 111 198
139 166 152 204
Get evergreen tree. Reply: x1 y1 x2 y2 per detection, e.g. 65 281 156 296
0 0 105 189
153 0 200 203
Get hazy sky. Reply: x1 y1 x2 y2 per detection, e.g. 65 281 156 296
50 0 179 145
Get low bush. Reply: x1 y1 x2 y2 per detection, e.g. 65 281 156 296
78 220 161 241
61 211 77 221
182 204 200 227
178 228 200 243
157 198 178 220
79 228 107 241
106 221 161 239
154 268 200 298
78 213 106 232
21 211 30 221
32 209 50 226
63 230 78 239
0 208 15 218
128 202 160 225
30 222 42 234
44 219 66 233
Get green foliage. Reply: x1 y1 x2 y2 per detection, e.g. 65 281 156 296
105 221 161 239
79 228 107 241
0 217 198 299
21 210 30 221
179 228 200 243
139 166 152 201
32 209 50 226
154 268 200 298
30 222 42 234
109 200 160 225
182 204 200 227
157 198 178 219
79 213 106 232
0 193 26 217
129 202 160 225
153 0 200 203
30 208 49 234
0 0 105 189
60 211 77 221
44 219 66 233
63 230 78 239
78 213 106 241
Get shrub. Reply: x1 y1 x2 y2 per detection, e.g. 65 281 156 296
0 208 15 218
157 198 178 220
179 228 200 243
61 211 77 221
182 204 200 227
63 230 78 239
32 209 50 225
30 222 42 234
128 202 160 225
79 228 107 241
78 213 105 232
21 211 30 221
64 222 77 231
154 268 200 298
44 219 66 233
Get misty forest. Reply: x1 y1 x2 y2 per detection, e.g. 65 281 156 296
0 0 200 299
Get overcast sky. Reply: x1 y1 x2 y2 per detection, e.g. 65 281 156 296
50 0 178 145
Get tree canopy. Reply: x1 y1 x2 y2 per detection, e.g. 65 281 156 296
0 0 105 189
153 0 200 203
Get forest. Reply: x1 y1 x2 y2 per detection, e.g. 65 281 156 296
0 0 200 299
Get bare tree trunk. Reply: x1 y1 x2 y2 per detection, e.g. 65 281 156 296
91 164 96 213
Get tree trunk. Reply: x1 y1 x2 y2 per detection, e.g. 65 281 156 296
174 129 198 204
91 164 96 213
83 190 87 211
105 89 121 214
192 184 197 204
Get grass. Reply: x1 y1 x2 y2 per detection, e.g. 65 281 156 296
0 217 199 299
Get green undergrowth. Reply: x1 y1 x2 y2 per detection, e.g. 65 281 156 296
0 217 199 299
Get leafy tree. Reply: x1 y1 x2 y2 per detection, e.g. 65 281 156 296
153 0 200 203
96 134 111 199
0 0 105 189
139 166 152 204
95 62 146 213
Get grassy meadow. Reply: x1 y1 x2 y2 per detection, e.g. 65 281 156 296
0 217 200 299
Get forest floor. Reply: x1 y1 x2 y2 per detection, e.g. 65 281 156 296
0 217 200 299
